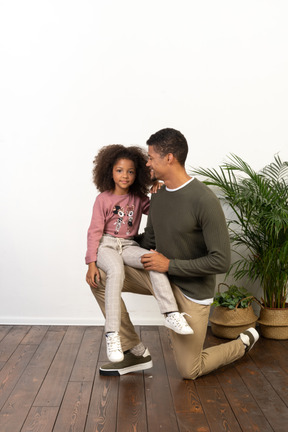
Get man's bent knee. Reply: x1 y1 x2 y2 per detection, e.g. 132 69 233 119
177 362 201 380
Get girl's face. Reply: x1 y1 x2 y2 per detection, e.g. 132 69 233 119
112 158 136 195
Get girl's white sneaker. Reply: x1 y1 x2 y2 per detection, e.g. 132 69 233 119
106 331 124 362
165 312 194 335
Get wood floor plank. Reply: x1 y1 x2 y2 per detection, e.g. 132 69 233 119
0 326 13 343
217 365 274 432
61 325 87 345
249 337 288 404
0 326 31 362
48 325 68 332
0 343 37 410
261 339 288 373
159 326 210 432
21 407 59 432
0 328 66 431
85 364 119 432
53 381 93 432
33 333 81 407
117 373 147 432
70 327 103 382
21 326 49 345
194 371 220 387
141 326 180 432
195 329 269 431
197 385 242 432
236 353 288 432
176 412 210 432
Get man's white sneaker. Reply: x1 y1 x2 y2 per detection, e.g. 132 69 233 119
239 327 259 352
106 331 124 362
165 312 194 335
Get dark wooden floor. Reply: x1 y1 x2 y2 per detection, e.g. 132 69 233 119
0 325 288 432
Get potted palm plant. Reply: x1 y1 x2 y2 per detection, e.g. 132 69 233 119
210 283 258 339
192 154 288 339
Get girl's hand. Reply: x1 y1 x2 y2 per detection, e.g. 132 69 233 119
86 262 100 288
150 181 164 194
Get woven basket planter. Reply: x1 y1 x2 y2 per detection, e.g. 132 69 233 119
258 305 288 340
210 305 258 339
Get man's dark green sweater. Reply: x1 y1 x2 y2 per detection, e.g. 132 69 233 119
138 178 231 300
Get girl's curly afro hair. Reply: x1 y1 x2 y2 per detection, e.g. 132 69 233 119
92 144 151 197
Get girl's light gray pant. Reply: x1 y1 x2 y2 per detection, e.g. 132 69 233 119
96 234 178 333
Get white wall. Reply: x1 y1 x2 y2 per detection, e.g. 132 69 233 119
1 0 288 325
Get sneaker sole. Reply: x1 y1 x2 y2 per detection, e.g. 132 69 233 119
100 359 153 376
165 322 194 335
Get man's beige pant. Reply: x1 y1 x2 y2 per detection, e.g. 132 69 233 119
90 265 245 380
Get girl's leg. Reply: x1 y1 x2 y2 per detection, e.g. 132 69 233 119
97 238 125 333
121 242 193 335
90 265 155 352
121 242 178 314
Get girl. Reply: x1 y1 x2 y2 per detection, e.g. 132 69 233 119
85 145 193 363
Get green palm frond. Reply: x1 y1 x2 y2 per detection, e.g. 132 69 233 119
191 154 288 308
261 154 288 182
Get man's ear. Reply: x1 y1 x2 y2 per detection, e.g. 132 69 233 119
167 153 174 164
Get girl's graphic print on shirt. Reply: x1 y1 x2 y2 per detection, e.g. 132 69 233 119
112 204 135 235
126 205 134 235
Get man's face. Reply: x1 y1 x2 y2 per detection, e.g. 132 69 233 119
146 145 168 181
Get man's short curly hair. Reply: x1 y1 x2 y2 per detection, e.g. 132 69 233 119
146 128 188 166
92 144 151 197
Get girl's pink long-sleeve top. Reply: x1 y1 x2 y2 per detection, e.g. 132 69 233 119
85 191 150 264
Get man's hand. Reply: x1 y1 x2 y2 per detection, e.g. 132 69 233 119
141 250 170 272
86 262 100 288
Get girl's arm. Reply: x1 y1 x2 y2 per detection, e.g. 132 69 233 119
85 195 105 287
86 195 106 263
150 180 164 194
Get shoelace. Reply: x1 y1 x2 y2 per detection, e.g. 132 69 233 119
181 312 191 319
106 333 121 352
169 312 192 328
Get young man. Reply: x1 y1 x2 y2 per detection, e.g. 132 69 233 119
89 128 259 379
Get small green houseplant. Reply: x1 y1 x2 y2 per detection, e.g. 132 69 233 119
192 155 288 339
212 284 255 309
209 283 258 339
